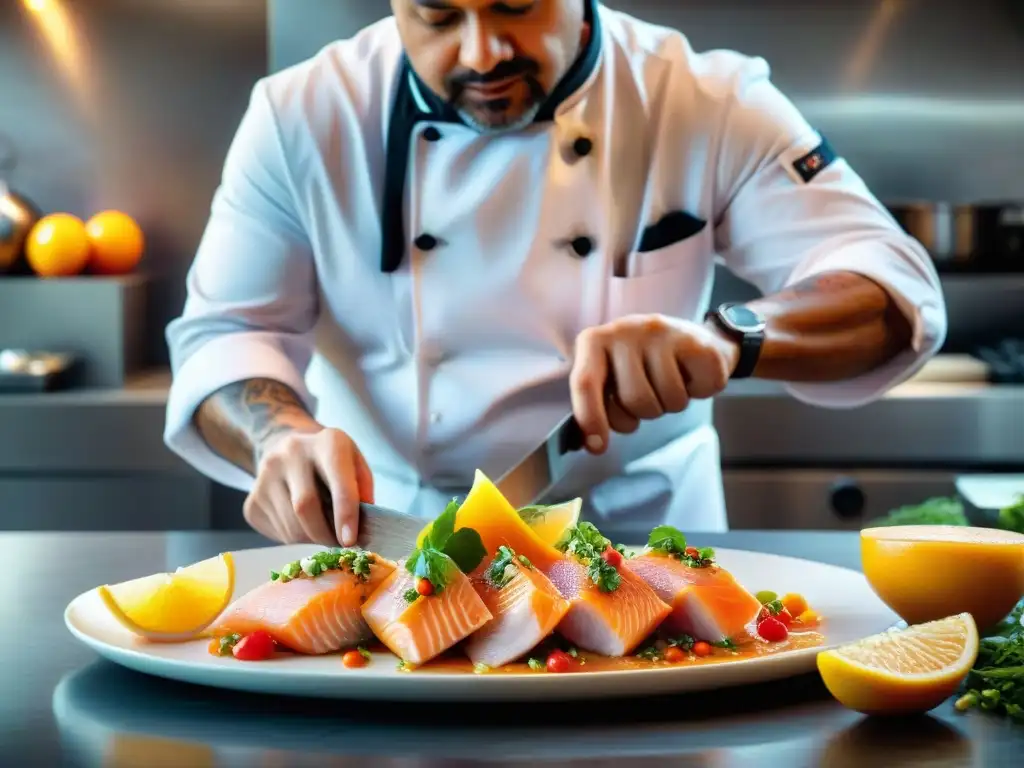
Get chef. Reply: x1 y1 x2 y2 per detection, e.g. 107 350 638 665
164 0 947 547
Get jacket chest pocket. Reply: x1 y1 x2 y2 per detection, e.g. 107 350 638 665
606 221 712 321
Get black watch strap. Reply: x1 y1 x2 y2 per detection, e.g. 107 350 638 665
705 306 765 380
731 332 763 379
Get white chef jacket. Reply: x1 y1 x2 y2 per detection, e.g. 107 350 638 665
163 2 947 532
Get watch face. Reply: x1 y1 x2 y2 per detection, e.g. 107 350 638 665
721 304 766 333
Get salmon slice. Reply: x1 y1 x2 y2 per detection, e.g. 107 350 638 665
464 547 572 668
210 550 395 655
545 556 672 656
361 563 492 667
626 551 763 643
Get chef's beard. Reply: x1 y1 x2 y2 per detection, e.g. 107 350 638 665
456 101 543 135
446 58 546 134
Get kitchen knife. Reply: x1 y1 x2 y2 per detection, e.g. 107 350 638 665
316 479 424 560
494 413 587 510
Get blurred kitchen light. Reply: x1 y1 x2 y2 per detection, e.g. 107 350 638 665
843 0 909 89
18 0 97 122
798 96 1024 124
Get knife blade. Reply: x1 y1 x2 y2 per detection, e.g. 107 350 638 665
494 413 587 510
315 479 424 560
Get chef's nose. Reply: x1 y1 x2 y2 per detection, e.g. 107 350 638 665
458 14 513 74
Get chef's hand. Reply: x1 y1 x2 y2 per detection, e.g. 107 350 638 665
570 314 739 454
242 426 374 547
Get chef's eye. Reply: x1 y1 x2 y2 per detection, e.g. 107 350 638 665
492 2 535 16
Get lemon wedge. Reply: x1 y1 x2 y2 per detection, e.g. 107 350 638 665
97 552 235 641
516 498 582 548
817 613 979 716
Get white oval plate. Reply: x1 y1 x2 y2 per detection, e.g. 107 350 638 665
65 543 897 702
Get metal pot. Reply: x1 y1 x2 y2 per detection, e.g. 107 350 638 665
0 182 40 274
886 201 959 261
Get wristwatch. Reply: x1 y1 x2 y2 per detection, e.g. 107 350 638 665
705 302 766 380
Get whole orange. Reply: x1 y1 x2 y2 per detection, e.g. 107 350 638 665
25 213 91 277
85 210 145 275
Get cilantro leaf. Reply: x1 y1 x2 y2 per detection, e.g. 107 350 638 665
647 525 687 556
587 555 621 593
427 498 460 550
558 522 622 592
442 527 487 574
405 547 455 592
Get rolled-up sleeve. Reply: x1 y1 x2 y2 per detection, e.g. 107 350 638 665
712 57 947 408
164 79 319 490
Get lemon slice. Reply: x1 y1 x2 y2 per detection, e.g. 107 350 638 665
516 498 582 547
817 613 979 716
97 553 235 641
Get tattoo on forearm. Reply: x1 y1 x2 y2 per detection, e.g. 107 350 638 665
194 378 313 474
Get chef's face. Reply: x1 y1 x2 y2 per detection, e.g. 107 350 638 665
394 0 589 133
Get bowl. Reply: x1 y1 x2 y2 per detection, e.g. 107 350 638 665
861 525 1024 631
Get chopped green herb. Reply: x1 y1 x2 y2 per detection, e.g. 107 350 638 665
566 647 579 658
956 597 1024 722
487 545 519 588
559 522 621 592
645 526 715 567
636 646 662 661
271 548 376 583
647 525 687 557
396 659 410 671
217 633 241 656
614 543 635 559
405 499 487 593
473 662 491 674
668 635 696 651
403 589 420 604
527 658 545 671
518 554 534 569
713 639 737 650
755 590 778 605
998 495 1024 534
357 646 372 661
765 599 785 616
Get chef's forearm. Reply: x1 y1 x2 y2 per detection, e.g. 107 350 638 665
736 271 913 381
194 379 320 474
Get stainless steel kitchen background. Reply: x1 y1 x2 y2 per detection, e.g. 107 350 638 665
0 0 1020 532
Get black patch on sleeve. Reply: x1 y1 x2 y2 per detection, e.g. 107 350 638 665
792 137 837 183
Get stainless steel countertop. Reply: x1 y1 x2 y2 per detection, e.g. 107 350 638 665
12 529 1022 766
0 370 1021 470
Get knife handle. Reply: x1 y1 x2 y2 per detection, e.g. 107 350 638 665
558 416 586 454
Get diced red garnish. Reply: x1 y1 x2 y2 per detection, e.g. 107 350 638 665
685 547 700 559
601 547 623 568
692 641 713 657
342 650 368 669
757 616 789 643
776 608 793 627
546 650 572 674
416 577 434 597
664 646 685 663
232 631 276 661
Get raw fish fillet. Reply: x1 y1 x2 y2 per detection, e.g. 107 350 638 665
361 565 492 667
210 556 395 655
626 552 762 643
464 552 571 668
545 557 672 656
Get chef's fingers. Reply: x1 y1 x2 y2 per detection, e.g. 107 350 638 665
243 496 287 544
645 342 690 414
570 328 612 453
352 444 375 505
316 432 362 547
284 458 339 547
675 331 730 400
606 393 640 434
609 338 663 421
246 459 301 543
